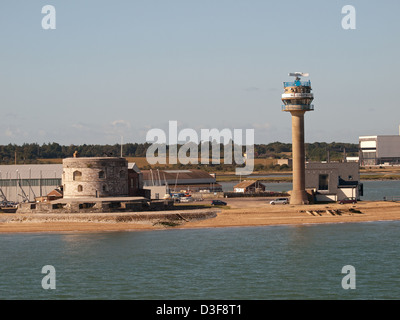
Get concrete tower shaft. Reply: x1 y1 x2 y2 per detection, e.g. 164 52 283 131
290 110 308 204
282 73 314 205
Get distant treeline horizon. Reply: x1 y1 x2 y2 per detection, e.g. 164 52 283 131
0 141 359 165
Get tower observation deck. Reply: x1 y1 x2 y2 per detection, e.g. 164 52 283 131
282 73 314 112
282 72 314 205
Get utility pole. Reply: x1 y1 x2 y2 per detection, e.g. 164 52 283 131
121 136 123 157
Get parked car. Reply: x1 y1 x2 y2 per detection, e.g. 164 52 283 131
269 198 289 205
171 193 183 202
180 197 194 203
339 197 357 204
211 200 227 206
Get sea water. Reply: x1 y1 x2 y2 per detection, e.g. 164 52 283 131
1 221 400 300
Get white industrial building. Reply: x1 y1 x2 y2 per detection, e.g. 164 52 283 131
359 135 400 166
305 162 363 202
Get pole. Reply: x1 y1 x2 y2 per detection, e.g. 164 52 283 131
15 170 18 203
40 171 42 197
121 136 123 157
29 168 31 201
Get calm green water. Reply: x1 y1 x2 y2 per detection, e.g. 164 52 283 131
1 221 400 300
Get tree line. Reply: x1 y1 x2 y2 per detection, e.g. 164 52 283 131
0 141 359 164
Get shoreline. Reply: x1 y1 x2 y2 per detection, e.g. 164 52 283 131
1 200 400 234
213 169 400 182
215 175 400 182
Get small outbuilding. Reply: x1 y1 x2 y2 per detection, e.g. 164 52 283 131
233 180 266 193
128 162 144 196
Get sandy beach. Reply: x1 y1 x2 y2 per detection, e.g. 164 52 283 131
1 199 400 233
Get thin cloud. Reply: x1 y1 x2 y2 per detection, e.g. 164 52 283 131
111 120 131 128
244 87 261 92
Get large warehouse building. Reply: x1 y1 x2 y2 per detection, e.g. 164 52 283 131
0 164 62 203
359 135 400 166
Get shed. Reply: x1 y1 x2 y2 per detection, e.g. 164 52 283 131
233 180 266 193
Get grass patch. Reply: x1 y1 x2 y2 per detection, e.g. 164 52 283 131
215 175 292 182
174 203 231 210
174 203 212 209
360 174 400 180
212 205 231 210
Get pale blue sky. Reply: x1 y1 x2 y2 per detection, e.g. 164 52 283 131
1 0 400 145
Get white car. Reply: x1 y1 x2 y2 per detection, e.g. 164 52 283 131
270 198 289 205
180 197 194 203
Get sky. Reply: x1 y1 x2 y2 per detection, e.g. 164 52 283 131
1 0 400 146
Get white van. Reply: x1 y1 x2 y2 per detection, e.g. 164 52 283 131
269 198 289 205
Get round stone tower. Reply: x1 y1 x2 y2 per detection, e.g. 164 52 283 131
62 157 128 199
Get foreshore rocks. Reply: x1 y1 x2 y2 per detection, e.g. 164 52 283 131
0 209 218 226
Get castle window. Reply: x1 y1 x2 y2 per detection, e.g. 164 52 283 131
78 185 83 192
99 170 105 179
119 170 126 179
73 171 82 181
102 185 107 192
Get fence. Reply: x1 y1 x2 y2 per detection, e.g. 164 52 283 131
223 191 289 198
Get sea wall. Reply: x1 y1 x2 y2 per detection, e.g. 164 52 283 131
17 199 174 214
0 209 218 225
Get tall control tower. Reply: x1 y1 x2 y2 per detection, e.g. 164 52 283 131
282 72 314 205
